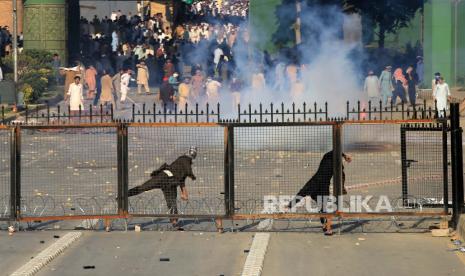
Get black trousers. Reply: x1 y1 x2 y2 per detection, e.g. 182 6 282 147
128 176 179 214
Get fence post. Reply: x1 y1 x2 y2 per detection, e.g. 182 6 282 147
442 119 449 214
450 103 464 225
332 122 343 210
10 126 21 220
224 125 235 217
117 123 129 214
400 125 408 206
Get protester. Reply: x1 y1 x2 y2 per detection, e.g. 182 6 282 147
120 69 132 104
178 77 191 108
51 53 61 84
433 76 451 117
99 71 116 107
160 77 175 110
136 60 150 94
364 70 380 103
205 77 221 105
405 65 417 106
391 68 407 105
67 76 84 113
85 65 98 99
379 66 393 106
128 147 198 230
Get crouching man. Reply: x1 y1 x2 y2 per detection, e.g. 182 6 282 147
287 151 352 235
128 147 197 230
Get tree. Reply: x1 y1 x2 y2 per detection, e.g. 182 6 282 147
344 0 424 48
272 0 344 53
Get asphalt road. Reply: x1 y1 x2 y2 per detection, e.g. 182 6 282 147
35 231 252 276
3 231 463 276
0 231 64 276
263 233 465 276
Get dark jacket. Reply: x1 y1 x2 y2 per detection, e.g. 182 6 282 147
151 155 196 186
159 81 174 103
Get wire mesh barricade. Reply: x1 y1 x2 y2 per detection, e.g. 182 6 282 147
401 123 450 211
341 122 448 215
127 124 226 217
19 125 119 218
132 103 221 123
0 126 11 220
232 123 335 218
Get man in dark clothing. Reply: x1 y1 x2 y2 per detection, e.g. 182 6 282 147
159 77 175 110
287 150 352 235
128 147 197 228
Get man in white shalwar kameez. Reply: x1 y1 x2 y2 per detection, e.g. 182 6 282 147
67 76 84 115
120 70 132 103
206 77 221 105
433 77 451 117
364 70 380 103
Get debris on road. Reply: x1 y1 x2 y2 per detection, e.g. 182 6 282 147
159 258 170 262
53 235 60 239
8 225 14 236
83 265 95 269
432 228 451 237
135 225 141 232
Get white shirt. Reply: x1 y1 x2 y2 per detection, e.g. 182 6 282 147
67 83 84 111
364 75 380 98
121 73 131 91
433 82 450 112
213 48 224 65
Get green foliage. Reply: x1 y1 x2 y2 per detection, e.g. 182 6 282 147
2 49 54 104
272 0 424 49
344 0 424 48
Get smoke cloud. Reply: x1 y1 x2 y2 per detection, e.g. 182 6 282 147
219 2 365 118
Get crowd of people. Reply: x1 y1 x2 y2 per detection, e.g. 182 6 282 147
0 25 23 58
363 56 451 116
59 0 265 112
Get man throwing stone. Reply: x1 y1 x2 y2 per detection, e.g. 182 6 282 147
128 147 197 229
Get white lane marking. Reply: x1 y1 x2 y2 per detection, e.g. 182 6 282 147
241 233 271 276
10 232 82 276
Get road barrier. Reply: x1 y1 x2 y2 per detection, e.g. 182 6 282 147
0 102 462 229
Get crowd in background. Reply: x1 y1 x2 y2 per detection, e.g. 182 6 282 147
60 0 262 111
363 56 451 116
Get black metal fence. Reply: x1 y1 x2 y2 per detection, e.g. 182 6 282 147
0 100 443 125
130 100 440 123
1 103 463 227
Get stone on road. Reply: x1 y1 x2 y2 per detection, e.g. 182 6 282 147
36 232 252 276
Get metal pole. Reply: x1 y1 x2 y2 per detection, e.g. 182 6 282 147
401 126 408 206
442 120 449 214
332 123 343 207
450 103 464 225
12 0 18 83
